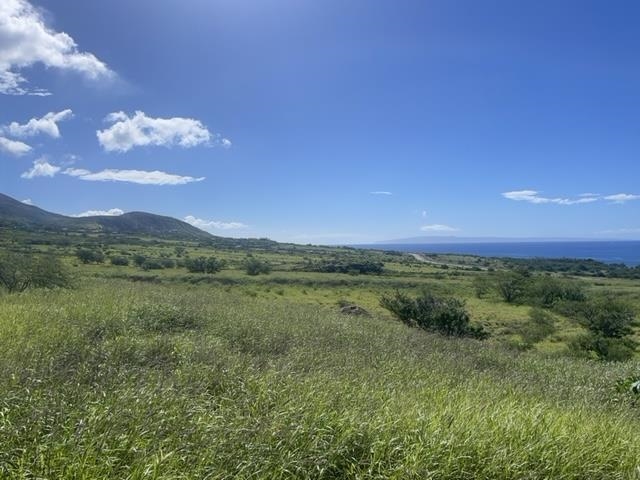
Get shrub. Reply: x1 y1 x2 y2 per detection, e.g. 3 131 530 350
185 256 225 274
525 276 586 308
519 308 556 345
110 256 129 266
76 248 105 264
142 259 165 270
570 296 637 361
380 290 488 339
245 257 271 276
133 254 147 267
0 252 71 293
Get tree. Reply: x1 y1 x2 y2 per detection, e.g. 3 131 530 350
0 252 71 293
494 271 527 303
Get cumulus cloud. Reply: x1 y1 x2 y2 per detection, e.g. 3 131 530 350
96 111 229 152
420 224 459 232
0 0 114 95
603 193 640 204
4 109 73 138
21 157 60 178
370 191 392 195
502 190 600 205
184 215 248 231
72 208 124 217
63 167 205 185
0 135 31 155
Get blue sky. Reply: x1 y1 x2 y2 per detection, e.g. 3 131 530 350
1 0 640 243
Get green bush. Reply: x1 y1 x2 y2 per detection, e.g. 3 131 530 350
76 248 105 264
519 308 556 345
185 256 225 274
245 256 271 276
380 290 488 339
110 256 129 266
525 276 586 307
570 296 637 361
0 252 71 293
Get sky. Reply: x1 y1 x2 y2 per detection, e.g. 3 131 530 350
1 0 640 244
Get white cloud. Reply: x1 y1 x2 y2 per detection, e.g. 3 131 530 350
21 157 60 178
603 193 640 204
63 167 205 185
0 0 113 95
370 191 392 195
502 190 599 205
420 224 459 232
0 135 31 155
184 215 248 231
72 208 124 217
5 109 73 138
96 111 228 152
21 198 33 205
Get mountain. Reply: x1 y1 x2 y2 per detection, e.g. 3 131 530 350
0 193 213 241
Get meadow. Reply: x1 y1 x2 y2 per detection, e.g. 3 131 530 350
1 234 640 478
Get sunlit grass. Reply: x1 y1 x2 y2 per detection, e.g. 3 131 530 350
1 279 639 478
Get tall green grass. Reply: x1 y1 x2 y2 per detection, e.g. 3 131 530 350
1 279 639 478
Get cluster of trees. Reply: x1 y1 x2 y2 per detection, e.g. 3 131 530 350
474 270 638 361
474 271 585 308
0 252 71 293
184 256 226 274
503 257 640 279
380 290 488 339
301 259 384 275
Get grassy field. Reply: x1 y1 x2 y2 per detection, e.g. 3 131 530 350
1 235 640 478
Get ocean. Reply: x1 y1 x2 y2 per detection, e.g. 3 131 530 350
356 241 640 267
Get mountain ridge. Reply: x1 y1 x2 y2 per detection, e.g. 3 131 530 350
0 192 213 241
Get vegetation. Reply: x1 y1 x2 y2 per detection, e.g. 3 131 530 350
1 218 640 477
571 297 638 361
184 256 226 274
380 290 489 339
0 252 71 293
245 256 271 275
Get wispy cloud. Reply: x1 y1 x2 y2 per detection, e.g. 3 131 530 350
503 189 640 205
21 157 60 179
603 193 640 204
97 111 230 152
0 0 114 95
21 198 33 205
4 109 73 138
184 215 248 231
420 224 459 232
370 191 392 195
502 190 599 205
72 208 124 217
0 136 31 156
64 167 205 185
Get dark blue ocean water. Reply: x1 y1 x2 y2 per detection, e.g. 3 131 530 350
357 241 640 267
